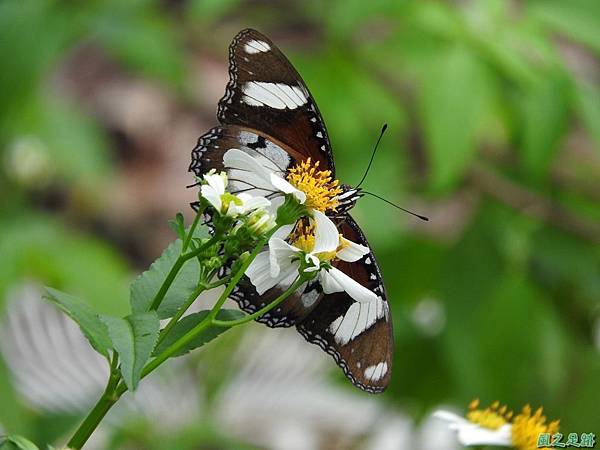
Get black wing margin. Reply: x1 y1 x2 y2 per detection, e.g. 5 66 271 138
217 28 336 173
297 215 393 393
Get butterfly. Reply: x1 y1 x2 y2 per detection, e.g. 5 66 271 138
189 29 392 393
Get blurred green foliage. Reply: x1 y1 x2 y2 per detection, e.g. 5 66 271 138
0 0 599 448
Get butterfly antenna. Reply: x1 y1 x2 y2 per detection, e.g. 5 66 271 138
356 123 388 189
362 191 429 221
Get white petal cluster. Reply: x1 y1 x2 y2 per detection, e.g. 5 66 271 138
208 148 380 304
433 410 512 447
201 170 271 218
246 210 377 302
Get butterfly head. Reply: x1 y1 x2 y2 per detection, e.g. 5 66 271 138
334 184 364 215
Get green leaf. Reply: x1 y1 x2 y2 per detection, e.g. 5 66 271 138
0 435 40 450
419 45 490 191
519 72 571 178
0 0 73 123
2 93 112 191
101 312 160 391
188 0 242 23
531 0 600 54
90 9 185 85
168 213 186 240
153 309 244 357
43 288 111 358
130 239 201 319
575 81 600 152
0 211 130 316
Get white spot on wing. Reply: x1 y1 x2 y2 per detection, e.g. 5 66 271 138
328 315 344 334
331 298 386 346
244 40 271 54
364 361 388 382
242 82 307 109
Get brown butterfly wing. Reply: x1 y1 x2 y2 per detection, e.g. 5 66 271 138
296 215 393 393
216 28 335 172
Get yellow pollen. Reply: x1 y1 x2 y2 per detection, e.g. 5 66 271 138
289 220 342 262
467 399 510 430
511 405 560 450
466 400 560 450
287 158 343 212
292 222 316 253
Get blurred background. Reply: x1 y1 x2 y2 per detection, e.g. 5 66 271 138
1 0 599 449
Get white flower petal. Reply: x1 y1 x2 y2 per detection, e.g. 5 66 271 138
433 410 512 447
272 223 295 241
270 173 306 203
311 210 339 254
432 411 474 428
301 254 320 272
337 237 370 262
458 424 512 447
327 267 379 303
238 194 271 211
268 238 299 278
246 251 299 295
204 172 226 196
319 270 344 294
245 252 272 293
269 196 286 215
200 185 221 211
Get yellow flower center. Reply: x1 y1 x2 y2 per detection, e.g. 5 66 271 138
289 221 340 261
291 222 316 253
467 399 511 430
466 399 560 450
287 158 343 212
511 405 560 450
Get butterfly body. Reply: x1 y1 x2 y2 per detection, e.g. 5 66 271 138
190 29 393 393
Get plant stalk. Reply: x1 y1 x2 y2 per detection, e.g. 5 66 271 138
211 276 305 327
67 355 121 449
148 233 220 312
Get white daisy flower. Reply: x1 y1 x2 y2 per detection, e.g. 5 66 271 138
200 170 270 217
433 399 560 450
246 209 376 302
223 149 342 214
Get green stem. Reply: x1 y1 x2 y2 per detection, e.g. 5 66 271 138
136 227 280 382
211 276 305 327
69 226 279 447
207 227 278 321
148 233 221 312
67 355 121 449
182 208 203 253
155 271 231 349
155 283 207 348
205 275 231 290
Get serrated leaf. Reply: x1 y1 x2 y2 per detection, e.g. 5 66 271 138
520 72 570 178
130 239 200 319
0 435 40 450
419 45 490 191
43 288 111 358
168 213 185 240
153 309 244 357
101 312 160 391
